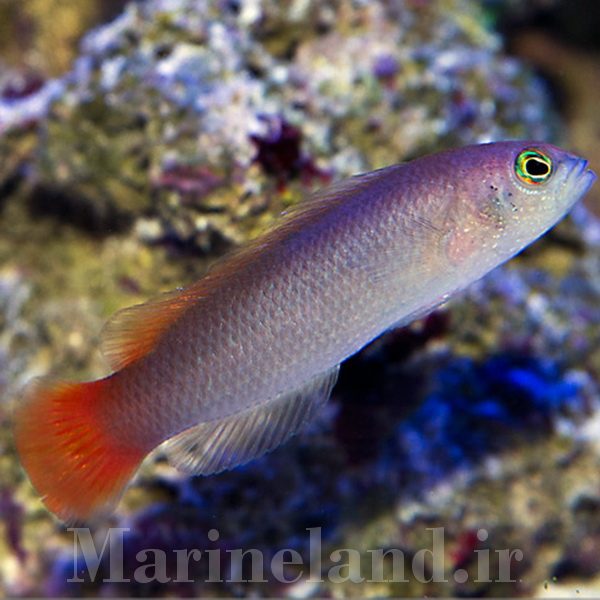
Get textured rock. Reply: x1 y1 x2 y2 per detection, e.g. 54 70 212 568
1 0 557 250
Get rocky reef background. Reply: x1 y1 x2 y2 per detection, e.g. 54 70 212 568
1 0 600 597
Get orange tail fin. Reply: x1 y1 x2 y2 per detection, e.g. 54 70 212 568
13 377 146 523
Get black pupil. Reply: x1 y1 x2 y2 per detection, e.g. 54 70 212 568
526 157 549 177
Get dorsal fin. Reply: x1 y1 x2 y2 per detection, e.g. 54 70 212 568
100 166 401 371
100 288 196 370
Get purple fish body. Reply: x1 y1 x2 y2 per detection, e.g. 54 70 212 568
14 141 597 521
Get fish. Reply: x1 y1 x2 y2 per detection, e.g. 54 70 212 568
13 141 596 523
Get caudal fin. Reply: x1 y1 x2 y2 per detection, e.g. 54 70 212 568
13 377 146 523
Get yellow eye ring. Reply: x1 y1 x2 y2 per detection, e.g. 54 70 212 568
515 148 553 185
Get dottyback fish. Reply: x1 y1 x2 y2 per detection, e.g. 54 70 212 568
14 141 596 522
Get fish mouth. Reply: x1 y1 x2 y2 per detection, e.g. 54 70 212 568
564 157 597 200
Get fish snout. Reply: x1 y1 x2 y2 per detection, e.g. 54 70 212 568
563 156 596 198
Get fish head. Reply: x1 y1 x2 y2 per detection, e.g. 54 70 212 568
442 141 596 271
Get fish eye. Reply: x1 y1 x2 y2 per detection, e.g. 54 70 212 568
514 148 553 185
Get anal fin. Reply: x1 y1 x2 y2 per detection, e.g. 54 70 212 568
164 366 340 475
